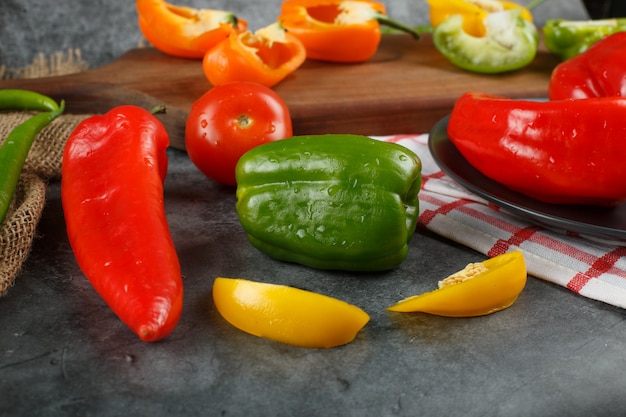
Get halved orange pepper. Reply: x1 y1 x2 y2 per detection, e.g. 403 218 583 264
386 251 527 317
427 0 533 37
278 0 420 63
202 22 307 88
136 0 247 59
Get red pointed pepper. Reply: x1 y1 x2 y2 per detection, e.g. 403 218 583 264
549 32 626 100
61 105 183 342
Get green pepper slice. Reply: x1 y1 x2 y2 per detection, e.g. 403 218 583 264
432 9 538 74
235 134 422 272
543 18 626 61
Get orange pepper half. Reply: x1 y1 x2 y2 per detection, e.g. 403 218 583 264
136 0 247 59
279 0 419 63
427 0 533 37
202 22 307 88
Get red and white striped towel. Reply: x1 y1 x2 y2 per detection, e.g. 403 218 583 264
379 134 626 309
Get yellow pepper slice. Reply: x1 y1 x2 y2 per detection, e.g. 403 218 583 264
212 277 370 348
386 251 527 317
426 0 533 37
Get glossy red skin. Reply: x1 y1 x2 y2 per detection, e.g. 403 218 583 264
62 105 183 342
447 92 626 206
185 82 293 186
549 32 626 100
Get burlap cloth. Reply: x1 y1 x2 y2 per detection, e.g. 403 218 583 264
1 49 91 296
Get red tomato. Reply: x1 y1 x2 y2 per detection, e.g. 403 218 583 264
185 82 293 186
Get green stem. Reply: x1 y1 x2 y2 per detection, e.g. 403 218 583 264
150 104 167 115
525 0 546 10
376 13 421 39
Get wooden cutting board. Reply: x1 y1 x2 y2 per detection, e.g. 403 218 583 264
0 34 560 150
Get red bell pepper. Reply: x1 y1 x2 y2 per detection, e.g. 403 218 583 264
549 32 626 100
61 105 183 342
447 92 626 206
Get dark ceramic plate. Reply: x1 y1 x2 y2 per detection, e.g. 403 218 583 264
428 115 626 241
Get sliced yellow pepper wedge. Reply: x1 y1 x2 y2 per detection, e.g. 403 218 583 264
212 277 370 348
426 0 533 37
386 251 527 317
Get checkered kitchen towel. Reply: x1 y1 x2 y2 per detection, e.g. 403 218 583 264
379 134 626 310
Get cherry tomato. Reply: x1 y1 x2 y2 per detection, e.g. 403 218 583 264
185 82 293 186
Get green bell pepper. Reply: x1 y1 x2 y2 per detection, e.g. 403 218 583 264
432 9 538 74
543 18 626 61
235 134 422 272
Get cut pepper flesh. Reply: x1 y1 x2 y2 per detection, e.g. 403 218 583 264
202 21 306 87
427 0 533 37
213 277 370 348
279 0 418 63
432 9 538 74
543 18 626 60
386 251 527 317
136 0 246 58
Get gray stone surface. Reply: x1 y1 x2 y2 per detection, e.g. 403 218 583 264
3 149 626 417
0 0 590 69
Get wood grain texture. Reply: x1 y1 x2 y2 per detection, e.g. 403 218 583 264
0 34 560 150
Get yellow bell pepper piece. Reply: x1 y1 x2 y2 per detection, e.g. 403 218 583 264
212 277 370 348
386 251 527 317
426 0 533 37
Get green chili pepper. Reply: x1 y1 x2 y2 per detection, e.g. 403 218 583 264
432 9 538 74
0 89 60 112
543 18 626 61
0 101 65 224
235 134 422 271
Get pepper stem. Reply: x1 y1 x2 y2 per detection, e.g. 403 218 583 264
375 13 421 39
150 104 167 114
525 0 546 10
